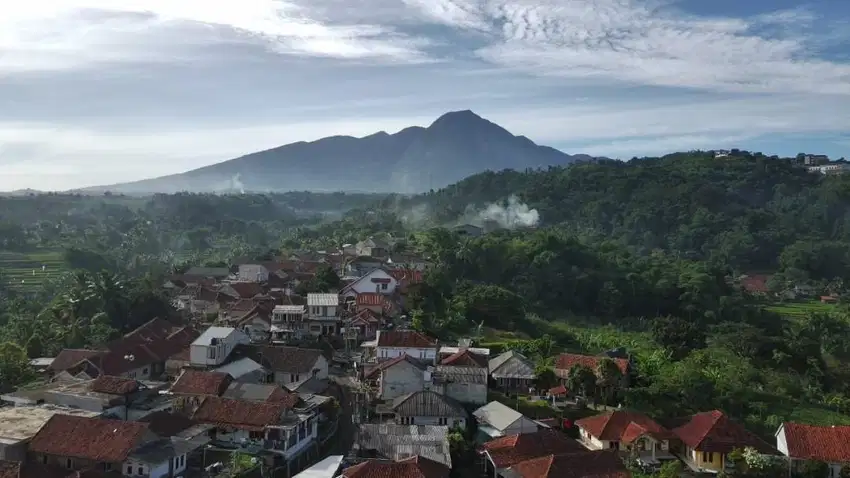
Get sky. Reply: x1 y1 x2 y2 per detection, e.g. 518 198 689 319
1 0 850 191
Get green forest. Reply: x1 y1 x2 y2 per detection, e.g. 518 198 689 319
3 149 850 453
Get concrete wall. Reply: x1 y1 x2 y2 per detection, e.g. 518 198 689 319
380 361 426 400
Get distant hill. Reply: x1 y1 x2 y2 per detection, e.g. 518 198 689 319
81 110 599 195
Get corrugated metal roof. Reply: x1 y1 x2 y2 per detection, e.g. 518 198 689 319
489 350 535 379
274 305 305 313
307 294 338 306
212 358 263 379
356 424 451 466
473 401 524 431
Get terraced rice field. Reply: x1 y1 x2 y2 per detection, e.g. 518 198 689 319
766 300 837 320
0 250 65 292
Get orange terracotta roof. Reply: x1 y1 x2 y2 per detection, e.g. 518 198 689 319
192 397 286 431
671 410 778 454
481 430 587 468
29 415 148 462
171 370 233 396
509 450 630 478
780 422 850 462
377 330 436 348
554 354 629 377
440 349 487 368
576 411 672 444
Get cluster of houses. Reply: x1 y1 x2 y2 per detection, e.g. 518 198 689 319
0 318 337 478
339 329 850 478
164 237 436 344
3 236 850 478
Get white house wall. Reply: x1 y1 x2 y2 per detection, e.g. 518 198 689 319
347 269 399 296
381 361 426 400
377 347 436 361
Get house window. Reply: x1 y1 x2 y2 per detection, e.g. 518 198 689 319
126 465 133 474
702 452 710 463
142 367 148 375
66 458 74 469
102 463 112 471
381 283 388 290
138 466 144 475
609 442 619 450
181 455 185 467
40 455 48 465
438 418 447 425
207 347 217 359
290 374 300 382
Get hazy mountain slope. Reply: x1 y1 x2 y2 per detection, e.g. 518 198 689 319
85 110 597 194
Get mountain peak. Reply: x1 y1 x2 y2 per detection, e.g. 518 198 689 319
429 109 485 127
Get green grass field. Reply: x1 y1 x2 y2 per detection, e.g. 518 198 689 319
0 250 66 292
766 300 837 319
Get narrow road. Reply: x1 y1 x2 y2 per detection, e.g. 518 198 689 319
327 372 357 457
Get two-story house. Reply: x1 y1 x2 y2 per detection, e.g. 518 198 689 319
339 269 399 300
576 411 675 465
669 410 779 473
306 294 339 336
433 349 488 405
191 396 317 463
271 305 307 341
776 422 850 477
189 326 250 368
28 415 194 478
392 391 468 428
374 331 437 362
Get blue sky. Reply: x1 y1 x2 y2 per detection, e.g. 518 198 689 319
1 0 849 190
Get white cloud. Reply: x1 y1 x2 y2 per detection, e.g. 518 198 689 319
1 0 849 191
0 0 433 71
403 0 850 95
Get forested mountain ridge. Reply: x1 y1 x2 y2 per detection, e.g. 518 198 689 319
393 151 850 285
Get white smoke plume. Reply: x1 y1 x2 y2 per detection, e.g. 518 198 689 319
477 195 540 229
231 173 245 194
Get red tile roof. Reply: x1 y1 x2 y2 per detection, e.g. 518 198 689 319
440 349 487 368
171 370 233 396
388 269 424 284
357 292 385 306
29 415 148 462
377 330 436 348
548 385 568 396
481 430 587 468
554 354 629 377
740 275 770 294
509 450 630 478
671 410 778 454
350 309 381 325
780 422 850 462
342 456 449 478
48 349 100 372
89 376 140 395
576 411 672 444
191 396 286 431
